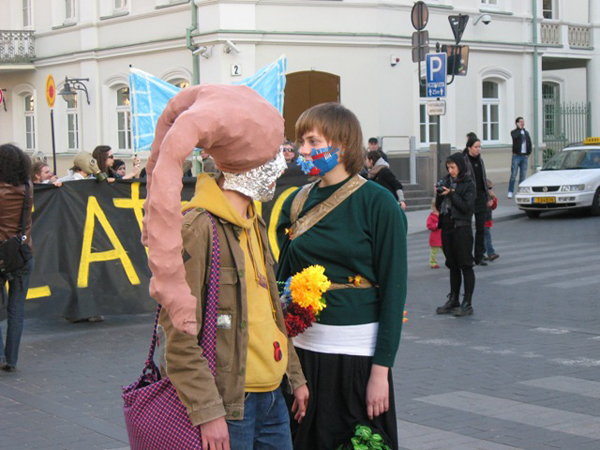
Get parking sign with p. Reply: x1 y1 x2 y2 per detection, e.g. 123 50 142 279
426 53 447 98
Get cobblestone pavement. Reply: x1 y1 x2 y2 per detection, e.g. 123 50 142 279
1 183 598 449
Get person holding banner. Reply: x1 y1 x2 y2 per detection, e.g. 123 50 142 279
92 145 115 177
276 103 408 450
31 162 62 187
142 85 308 450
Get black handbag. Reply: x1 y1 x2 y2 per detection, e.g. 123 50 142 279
0 184 32 282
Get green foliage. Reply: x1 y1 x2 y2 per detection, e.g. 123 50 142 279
335 425 391 450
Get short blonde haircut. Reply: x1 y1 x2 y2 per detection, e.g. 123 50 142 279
295 103 365 176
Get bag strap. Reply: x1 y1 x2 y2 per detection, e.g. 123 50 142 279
144 211 220 378
18 183 30 239
290 180 318 224
288 174 366 241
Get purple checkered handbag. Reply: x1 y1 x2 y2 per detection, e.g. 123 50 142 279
122 212 221 450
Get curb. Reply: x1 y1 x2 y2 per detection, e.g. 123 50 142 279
406 208 524 236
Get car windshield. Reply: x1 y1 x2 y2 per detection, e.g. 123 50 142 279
542 149 600 170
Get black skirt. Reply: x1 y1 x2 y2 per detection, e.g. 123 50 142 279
288 348 398 450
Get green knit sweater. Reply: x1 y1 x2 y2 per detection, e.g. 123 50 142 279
276 176 408 367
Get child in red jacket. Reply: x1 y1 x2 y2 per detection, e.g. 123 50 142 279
484 179 499 261
426 198 443 268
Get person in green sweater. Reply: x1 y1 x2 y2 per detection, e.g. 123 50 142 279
277 103 408 450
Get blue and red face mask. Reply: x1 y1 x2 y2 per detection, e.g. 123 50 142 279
297 146 340 176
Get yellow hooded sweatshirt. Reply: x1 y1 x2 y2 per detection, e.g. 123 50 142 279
184 174 288 392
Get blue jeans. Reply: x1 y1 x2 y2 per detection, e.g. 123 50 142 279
509 154 529 193
226 386 292 450
484 227 496 256
0 258 33 368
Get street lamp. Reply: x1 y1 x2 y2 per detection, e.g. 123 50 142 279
57 77 91 105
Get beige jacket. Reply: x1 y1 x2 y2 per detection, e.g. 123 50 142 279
159 208 306 426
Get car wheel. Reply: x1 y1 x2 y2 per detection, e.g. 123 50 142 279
525 210 541 218
590 188 600 216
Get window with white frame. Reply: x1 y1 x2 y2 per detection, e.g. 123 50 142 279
23 0 33 29
169 79 190 89
24 94 36 151
542 0 555 19
116 87 132 151
482 81 500 142
65 0 75 21
542 82 560 139
419 81 439 146
66 95 79 151
114 0 128 12
481 0 498 5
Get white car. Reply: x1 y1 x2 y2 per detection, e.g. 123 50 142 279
515 138 600 218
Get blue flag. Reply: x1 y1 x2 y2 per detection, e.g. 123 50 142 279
128 56 288 151
233 55 287 115
128 68 181 151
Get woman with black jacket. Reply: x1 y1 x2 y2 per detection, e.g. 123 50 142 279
435 152 476 316
366 150 406 209
462 137 492 266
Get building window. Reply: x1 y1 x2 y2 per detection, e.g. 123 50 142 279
482 81 500 142
542 82 560 139
542 0 555 19
419 82 439 146
116 87 132 151
65 0 75 21
481 0 498 5
66 95 79 151
23 0 32 29
24 95 36 151
169 79 190 89
114 0 128 11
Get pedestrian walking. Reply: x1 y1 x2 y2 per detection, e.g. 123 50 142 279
277 102 408 449
435 152 476 317
508 117 532 198
483 179 499 261
463 137 493 266
0 144 34 373
426 199 442 269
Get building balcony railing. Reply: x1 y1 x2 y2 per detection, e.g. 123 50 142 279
540 23 561 45
0 30 35 64
568 25 591 48
540 21 592 49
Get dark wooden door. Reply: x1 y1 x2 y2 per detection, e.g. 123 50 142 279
283 71 340 141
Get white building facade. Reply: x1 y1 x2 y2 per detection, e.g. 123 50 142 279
0 0 598 182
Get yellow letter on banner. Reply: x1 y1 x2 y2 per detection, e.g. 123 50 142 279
113 182 145 233
78 196 140 288
268 187 299 261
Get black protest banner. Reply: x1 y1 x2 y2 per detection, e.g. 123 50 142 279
22 170 308 319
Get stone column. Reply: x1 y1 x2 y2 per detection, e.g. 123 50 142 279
587 0 600 135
